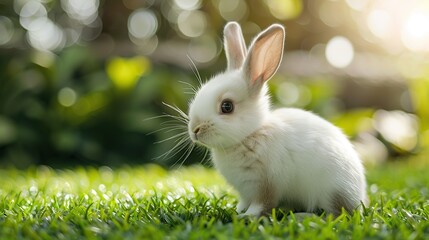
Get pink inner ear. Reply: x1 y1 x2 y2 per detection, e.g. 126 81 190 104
250 30 283 84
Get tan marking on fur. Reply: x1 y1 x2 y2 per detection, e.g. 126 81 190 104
227 123 272 155
242 142 255 153
238 125 269 160
257 178 277 216
330 192 355 217
241 124 271 151
230 124 277 216
241 124 276 216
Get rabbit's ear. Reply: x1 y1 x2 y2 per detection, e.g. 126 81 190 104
224 22 247 70
244 24 285 92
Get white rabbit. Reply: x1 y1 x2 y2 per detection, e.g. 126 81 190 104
187 22 368 217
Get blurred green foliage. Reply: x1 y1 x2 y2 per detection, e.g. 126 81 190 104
0 45 196 167
1 0 428 168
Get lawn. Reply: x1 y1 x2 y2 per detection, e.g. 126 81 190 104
1 153 429 239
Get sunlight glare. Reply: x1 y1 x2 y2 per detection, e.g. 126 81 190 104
345 0 369 11
374 110 418 152
367 9 393 40
401 11 429 52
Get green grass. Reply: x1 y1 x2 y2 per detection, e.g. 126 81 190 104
1 155 429 239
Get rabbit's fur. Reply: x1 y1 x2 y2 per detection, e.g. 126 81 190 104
187 22 368 217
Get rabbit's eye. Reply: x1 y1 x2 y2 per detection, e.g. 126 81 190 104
220 100 234 114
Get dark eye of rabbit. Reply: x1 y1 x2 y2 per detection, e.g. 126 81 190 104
220 100 234 114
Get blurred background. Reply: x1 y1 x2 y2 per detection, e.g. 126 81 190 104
0 0 428 168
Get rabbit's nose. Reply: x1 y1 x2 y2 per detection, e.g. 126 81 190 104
193 127 200 135
192 127 201 140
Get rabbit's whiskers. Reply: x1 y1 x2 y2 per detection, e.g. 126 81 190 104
149 78 210 167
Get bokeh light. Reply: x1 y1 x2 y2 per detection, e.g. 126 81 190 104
174 0 201 10
12 0 102 52
26 18 65 51
401 10 429 52
188 35 220 63
325 36 354 68
107 57 151 90
178 10 207 38
353 132 388 165
0 116 16 145
218 0 248 21
367 9 393 40
351 0 429 53
58 88 78 107
319 1 342 27
19 0 47 31
264 0 302 20
276 82 311 107
277 82 299 106
128 9 158 40
374 110 419 152
345 0 369 11
61 0 100 25
1 0 429 168
0 17 14 46
161 1 181 24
